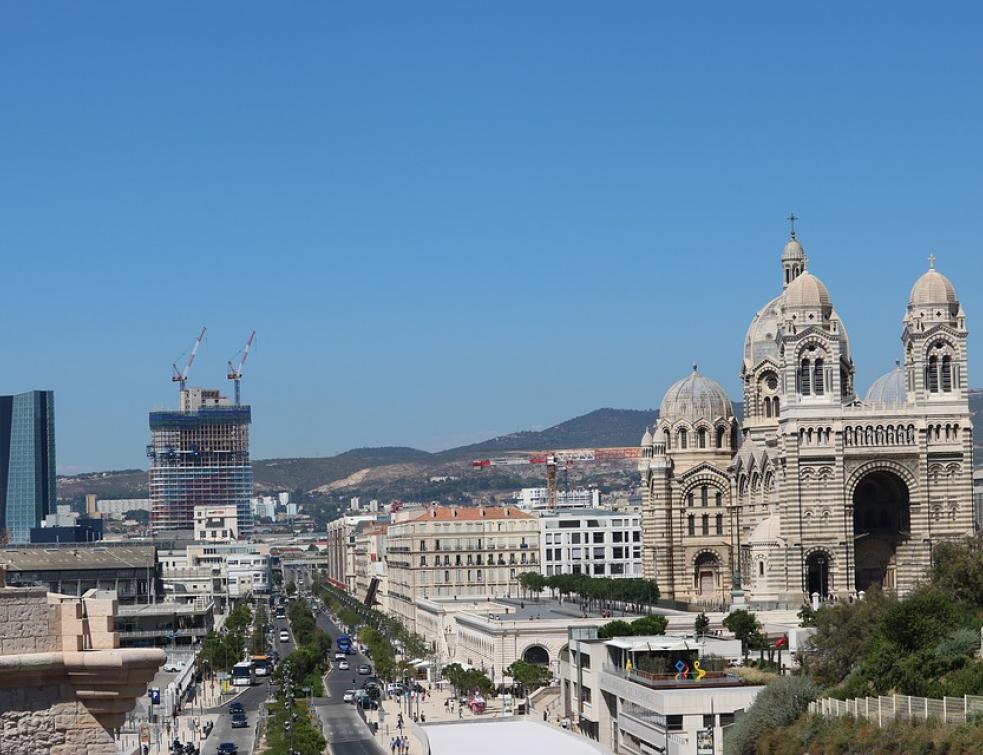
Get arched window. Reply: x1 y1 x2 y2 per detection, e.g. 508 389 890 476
698 428 707 448
764 397 772 417
679 428 688 449
715 492 722 507
758 560 764 577
687 492 694 507
813 358 825 395
664 429 671 450
773 397 780 416
716 427 725 448
941 355 952 392
687 515 695 536
715 514 723 535
701 514 709 535
701 486 708 506
800 359 812 395
927 356 939 392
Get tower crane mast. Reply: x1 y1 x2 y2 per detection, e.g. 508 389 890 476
171 326 207 394
227 330 256 406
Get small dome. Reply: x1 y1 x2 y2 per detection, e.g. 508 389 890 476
781 235 805 261
865 362 908 405
784 271 832 313
909 265 958 311
640 428 653 446
744 294 782 367
659 365 734 425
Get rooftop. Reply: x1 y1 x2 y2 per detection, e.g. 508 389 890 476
424 719 603 755
0 544 157 571
407 505 533 523
118 600 214 617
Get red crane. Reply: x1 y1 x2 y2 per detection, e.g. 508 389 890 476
171 326 207 393
227 330 256 406
472 446 643 509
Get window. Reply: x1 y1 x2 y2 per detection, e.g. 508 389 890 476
419 556 427 567
593 547 604 559
716 427 726 448
942 355 953 392
679 428 688 449
701 486 708 506
800 359 811 395
701 514 709 535
612 531 623 542
773 397 780 415
613 547 624 559
570 533 581 544
928 356 939 392
610 563 624 575
758 561 764 577
715 514 723 535
715 492 723 507
593 532 603 543
687 492 694 507
687 515 695 536
633 531 640 542
593 564 604 575
814 358 825 395
698 428 707 448
420 539 426 551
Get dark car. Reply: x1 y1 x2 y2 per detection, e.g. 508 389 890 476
216 745 238 755
230 713 248 729
357 697 379 710
229 702 244 715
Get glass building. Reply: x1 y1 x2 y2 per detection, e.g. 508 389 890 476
148 388 253 537
0 390 56 545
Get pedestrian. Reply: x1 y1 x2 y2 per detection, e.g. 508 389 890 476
444 698 449 712
458 706 463 719
543 710 547 722
404 735 410 754
390 737 397 755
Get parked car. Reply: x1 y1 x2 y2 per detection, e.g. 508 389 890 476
229 702 244 715
163 661 184 672
357 697 379 711
231 713 247 729
216 744 238 755
338 660 350 671
342 689 356 703
386 683 403 696
357 664 372 675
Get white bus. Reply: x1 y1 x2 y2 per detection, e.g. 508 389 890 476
231 661 256 687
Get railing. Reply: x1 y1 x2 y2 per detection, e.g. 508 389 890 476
605 665 743 689
810 694 983 726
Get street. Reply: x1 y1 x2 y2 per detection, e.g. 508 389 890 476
314 610 386 755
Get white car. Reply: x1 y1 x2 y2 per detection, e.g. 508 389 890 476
163 661 184 673
338 660 350 671
342 689 356 703
334 652 346 661
279 630 289 642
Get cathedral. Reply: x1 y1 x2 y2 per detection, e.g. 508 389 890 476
639 229 974 609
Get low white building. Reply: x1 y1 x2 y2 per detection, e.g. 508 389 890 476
513 487 601 512
540 509 642 579
194 504 239 542
95 498 152 516
559 628 761 755
159 542 271 610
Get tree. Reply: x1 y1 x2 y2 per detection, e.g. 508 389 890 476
597 620 633 639
630 614 668 636
519 571 546 599
723 609 760 659
723 675 820 755
507 660 551 694
694 612 710 635
286 581 297 596
931 539 983 607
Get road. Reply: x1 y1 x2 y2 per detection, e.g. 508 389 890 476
201 613 293 754
314 610 386 755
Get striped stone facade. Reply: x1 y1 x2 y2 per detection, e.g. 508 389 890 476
641 232 973 609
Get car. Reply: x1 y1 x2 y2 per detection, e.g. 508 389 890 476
216 744 238 755
334 652 346 661
386 683 403 696
229 702 244 715
163 661 184 672
338 660 350 671
278 630 289 642
357 664 371 675
230 713 248 729
342 689 356 703
357 697 379 710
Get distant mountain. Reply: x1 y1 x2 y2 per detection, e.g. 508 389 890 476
57 395 978 501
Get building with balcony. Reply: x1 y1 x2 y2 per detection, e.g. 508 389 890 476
353 522 388 609
540 509 642 579
324 513 387 592
158 541 270 610
385 505 539 630
115 598 215 648
559 627 760 755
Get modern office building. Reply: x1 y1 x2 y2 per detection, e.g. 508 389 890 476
512 487 601 512
540 509 642 579
0 390 56 545
148 387 253 536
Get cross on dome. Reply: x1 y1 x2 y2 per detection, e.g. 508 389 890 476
788 212 798 239
928 253 936 270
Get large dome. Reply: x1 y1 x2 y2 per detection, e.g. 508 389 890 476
660 365 734 425
865 362 908 405
744 294 782 368
909 266 959 312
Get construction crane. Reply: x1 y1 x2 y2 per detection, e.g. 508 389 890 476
472 446 643 509
226 330 256 406
171 326 207 393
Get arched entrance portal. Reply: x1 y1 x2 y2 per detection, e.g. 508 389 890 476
805 551 831 598
694 552 720 597
853 470 910 592
522 645 550 666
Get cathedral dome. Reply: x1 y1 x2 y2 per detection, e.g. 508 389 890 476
865 362 908 405
909 266 959 311
659 365 734 425
784 271 832 313
781 236 805 261
744 294 782 368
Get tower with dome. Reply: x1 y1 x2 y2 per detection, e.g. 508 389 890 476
638 230 973 608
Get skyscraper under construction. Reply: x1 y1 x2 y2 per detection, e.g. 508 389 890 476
148 387 253 536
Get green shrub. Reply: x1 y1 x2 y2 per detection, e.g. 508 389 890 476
722 675 820 755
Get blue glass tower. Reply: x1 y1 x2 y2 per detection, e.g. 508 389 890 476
0 390 56 544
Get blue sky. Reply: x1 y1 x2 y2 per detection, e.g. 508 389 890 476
2 2 980 472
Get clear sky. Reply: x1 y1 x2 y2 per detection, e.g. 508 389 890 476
2 2 980 472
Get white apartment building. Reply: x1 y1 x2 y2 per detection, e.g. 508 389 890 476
385 505 539 631
325 513 387 593
353 523 389 610
512 487 601 512
251 496 278 521
159 542 271 610
541 509 642 579
95 498 152 516
194 504 239 542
